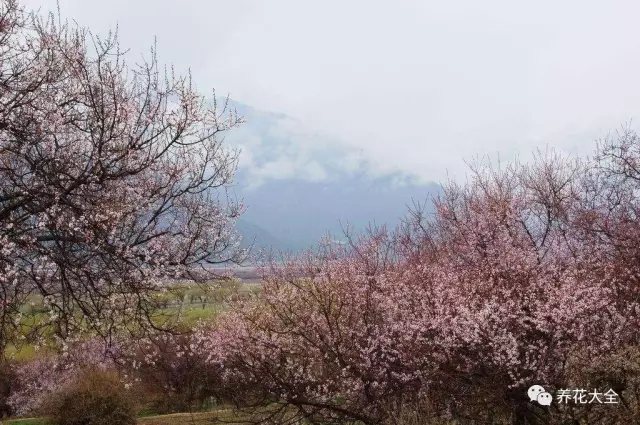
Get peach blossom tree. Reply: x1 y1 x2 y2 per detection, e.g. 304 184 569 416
0 0 244 353
202 137 640 424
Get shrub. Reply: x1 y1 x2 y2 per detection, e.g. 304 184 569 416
9 340 120 416
44 369 136 425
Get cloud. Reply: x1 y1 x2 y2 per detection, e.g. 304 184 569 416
228 103 379 188
24 0 640 183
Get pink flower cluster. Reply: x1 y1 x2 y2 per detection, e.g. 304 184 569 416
198 141 640 422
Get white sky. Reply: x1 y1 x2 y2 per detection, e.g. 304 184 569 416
25 0 640 183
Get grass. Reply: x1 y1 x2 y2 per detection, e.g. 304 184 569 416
5 408 274 425
138 410 239 425
2 413 223 425
4 419 46 425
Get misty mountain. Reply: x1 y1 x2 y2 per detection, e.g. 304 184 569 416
236 218 291 251
223 101 441 252
235 173 440 252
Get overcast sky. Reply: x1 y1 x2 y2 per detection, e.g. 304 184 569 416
25 0 640 183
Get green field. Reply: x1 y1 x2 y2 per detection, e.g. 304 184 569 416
5 279 260 362
154 279 259 326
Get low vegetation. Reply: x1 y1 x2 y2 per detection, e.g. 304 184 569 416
43 369 136 425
